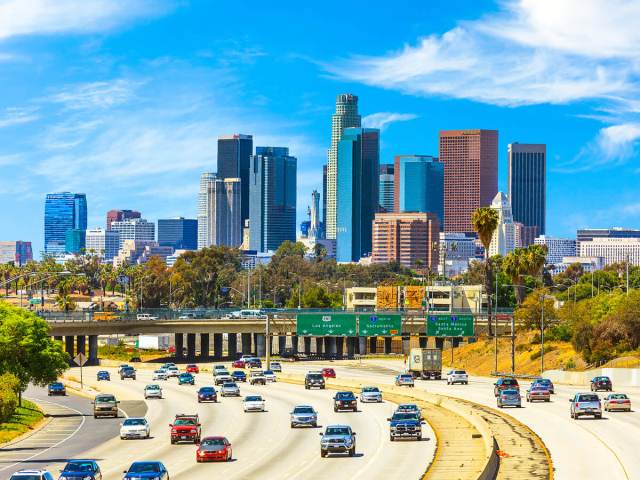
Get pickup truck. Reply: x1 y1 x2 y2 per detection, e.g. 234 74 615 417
92 394 119 418
388 411 424 441
570 393 602 419
249 371 266 386
169 414 201 444
333 391 357 412
136 313 159 321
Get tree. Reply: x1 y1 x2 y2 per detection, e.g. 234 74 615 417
0 302 69 404
472 207 499 334
503 248 529 304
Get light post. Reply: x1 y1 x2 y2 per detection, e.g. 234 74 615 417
501 283 536 375
221 286 245 308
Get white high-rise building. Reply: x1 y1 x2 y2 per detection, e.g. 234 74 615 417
326 94 361 240
488 192 515 257
85 228 120 261
579 238 640 266
110 218 154 249
200 175 242 248
198 172 216 249
534 235 577 264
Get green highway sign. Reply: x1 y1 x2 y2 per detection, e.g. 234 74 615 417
426 314 474 337
359 313 401 337
296 314 357 336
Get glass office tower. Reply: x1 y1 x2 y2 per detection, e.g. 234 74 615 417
44 192 87 254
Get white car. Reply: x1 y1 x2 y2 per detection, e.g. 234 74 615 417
359 386 382 403
144 384 163 399
263 370 277 382
166 366 180 377
447 370 469 385
213 365 227 374
269 362 282 372
214 371 233 385
243 395 266 412
152 369 168 381
120 417 150 439
221 382 240 397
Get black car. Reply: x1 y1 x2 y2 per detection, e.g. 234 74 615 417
591 376 612 392
232 371 247 382
333 391 357 412
120 367 136 380
494 377 519 397
129 356 142 363
305 372 325 390
197 387 218 403
48 382 66 396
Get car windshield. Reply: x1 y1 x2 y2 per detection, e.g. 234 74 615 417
10 475 41 480
155 370 164 374
325 427 350 435
188 365 196 368
201 438 226 446
610 394 628 399
336 392 355 399
535 379 551 384
246 396 262 402
398 404 417 411
180 373 191 377
454 370 467 374
64 462 95 472
51 383 63 387
96 395 115 402
501 379 518 385
124 418 146 426
128 463 161 473
595 377 609 381
293 407 314 414
531 386 547 391
362 387 379 393
578 394 599 402
393 413 419 421
146 385 159 390
400 374 412 379
323 369 334 373
264 370 274 375
307 374 323 380
223 383 237 388
200 387 215 393
99 371 108 375
174 419 195 426
233 371 245 376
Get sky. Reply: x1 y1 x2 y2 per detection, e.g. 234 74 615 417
1 0 640 257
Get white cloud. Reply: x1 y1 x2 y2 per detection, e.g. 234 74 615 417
47 78 143 110
596 123 640 159
0 0 174 40
362 112 417 131
0 106 39 128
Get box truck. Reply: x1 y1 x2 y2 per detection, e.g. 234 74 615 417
407 348 442 380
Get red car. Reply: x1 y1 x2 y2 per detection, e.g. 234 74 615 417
196 436 232 462
170 414 201 444
186 364 200 374
232 359 246 368
322 368 336 378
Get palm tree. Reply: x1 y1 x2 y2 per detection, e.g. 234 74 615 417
472 207 499 335
526 244 547 280
503 248 529 304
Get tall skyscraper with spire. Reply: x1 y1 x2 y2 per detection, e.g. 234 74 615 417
309 189 320 239
326 94 361 240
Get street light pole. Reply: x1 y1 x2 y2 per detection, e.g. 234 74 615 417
541 295 545 374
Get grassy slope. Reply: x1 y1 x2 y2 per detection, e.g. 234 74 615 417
0 399 45 444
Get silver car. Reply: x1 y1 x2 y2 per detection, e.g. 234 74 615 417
497 389 522 408
570 393 602 419
290 405 318 428
144 384 163 399
152 369 168 381
360 386 382 403
319 425 356 457
220 382 240 397
395 374 414 387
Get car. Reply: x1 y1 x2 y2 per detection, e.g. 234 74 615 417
526 385 551 402
144 384 163 399
243 395 266 412
166 366 180 377
231 370 247 382
497 388 522 408
162 362 176 369
169 414 201 444
531 378 555 394
388 411 424 441
604 393 632 412
321 368 336 378
232 359 246 368
117 364 130 375
96 371 110 381
263 370 277 382
246 358 262 369
570 393 602 419
360 386 382 403
152 369 168 381
197 386 218 403
58 459 102 479
120 417 150 439
269 361 282 372
494 377 519 397
214 371 233 385
122 461 168 480
178 313 195 319
395 403 421 416
221 382 240 397
196 436 232 462
129 356 141 363
213 364 227 374
120 366 136 381
186 364 200 374
47 382 66 396
92 394 119 418
305 372 325 389
178 372 195 385
395 373 415 387
333 391 358 412
319 425 356 457
9 469 55 480
446 370 469 385
590 376 612 392
290 405 318 428
249 371 266 386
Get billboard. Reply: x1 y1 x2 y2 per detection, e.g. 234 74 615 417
376 286 398 310
426 314 474 337
405 286 425 309
296 314 357 336
359 314 401 336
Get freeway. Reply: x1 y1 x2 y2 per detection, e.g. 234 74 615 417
5 365 434 479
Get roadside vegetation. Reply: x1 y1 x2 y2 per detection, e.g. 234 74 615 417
0 399 44 444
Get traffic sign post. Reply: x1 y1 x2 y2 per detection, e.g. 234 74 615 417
73 353 87 389
426 314 474 337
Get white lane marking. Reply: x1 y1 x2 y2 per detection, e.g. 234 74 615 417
0 399 86 473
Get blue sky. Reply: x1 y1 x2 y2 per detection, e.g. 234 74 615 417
1 0 640 256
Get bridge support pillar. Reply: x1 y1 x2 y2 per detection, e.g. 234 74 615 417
241 333 252 356
402 333 410 355
419 336 427 348
54 336 63 342
255 333 266 357
186 333 196 360
213 333 223 359
174 333 184 361
435 337 444 350
303 337 312 355
88 335 98 365
65 336 75 358
324 336 337 355
291 335 299 354
336 337 344 357
384 337 392 354
369 337 377 353
200 333 210 359
314 337 323 354
227 333 237 359
359 337 367 355
278 336 287 355
346 337 356 357
76 335 86 356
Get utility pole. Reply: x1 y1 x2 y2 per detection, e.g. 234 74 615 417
626 254 629 296
511 314 515 374
540 295 545 374
265 314 271 369
494 265 499 374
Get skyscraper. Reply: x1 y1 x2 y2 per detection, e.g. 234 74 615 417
85 229 120 260
439 130 498 233
508 143 546 236
44 192 87 254
217 134 253 225
110 218 155 249
201 176 242 248
106 209 141 230
378 164 395 212
158 218 198 250
249 147 297 252
0 241 33 265
336 128 379 262
309 189 321 239
393 155 444 227
326 94 361 240
65 229 86 254
488 192 515 257
198 172 216 249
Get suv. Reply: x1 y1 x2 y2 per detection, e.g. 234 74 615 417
58 460 102 479
305 372 325 390
570 393 602 419
446 370 469 385
214 369 232 385
395 373 415 387
333 391 357 412
494 377 519 397
92 394 119 418
290 405 318 428
169 414 201 444
269 361 282 372
497 389 522 408
319 425 356 457
590 376 612 392
388 411 424 441
120 366 136 380
249 370 266 385
9 470 55 480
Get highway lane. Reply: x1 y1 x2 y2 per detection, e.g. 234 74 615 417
283 360 640 480
58 365 434 480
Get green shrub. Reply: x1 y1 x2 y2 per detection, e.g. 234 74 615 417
546 324 573 342
564 358 577 370
0 373 19 422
